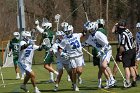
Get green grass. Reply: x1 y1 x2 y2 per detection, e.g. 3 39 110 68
0 62 140 93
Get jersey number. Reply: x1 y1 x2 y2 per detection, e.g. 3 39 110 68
70 40 80 49
25 50 31 57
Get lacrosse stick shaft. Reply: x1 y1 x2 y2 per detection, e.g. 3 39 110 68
82 48 93 57
111 55 125 80
0 67 5 87
82 0 89 21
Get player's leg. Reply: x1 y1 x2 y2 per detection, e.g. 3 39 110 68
70 58 79 91
13 56 20 79
44 53 58 82
54 62 63 91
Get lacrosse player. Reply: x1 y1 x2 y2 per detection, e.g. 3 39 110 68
135 22 140 80
35 19 58 83
49 31 72 91
113 20 137 87
58 25 85 91
18 31 41 93
61 22 83 83
8 32 21 79
91 19 108 88
83 21 116 89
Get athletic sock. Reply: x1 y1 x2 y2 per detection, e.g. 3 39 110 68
54 71 59 75
98 78 102 86
17 73 20 77
110 75 115 80
50 72 54 80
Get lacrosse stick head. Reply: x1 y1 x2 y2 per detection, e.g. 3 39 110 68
55 14 61 23
42 38 51 48
123 79 131 88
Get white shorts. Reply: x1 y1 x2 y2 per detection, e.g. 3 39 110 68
100 50 112 65
56 61 71 72
136 52 140 61
18 61 32 73
69 55 84 68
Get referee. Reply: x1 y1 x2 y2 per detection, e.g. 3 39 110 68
114 20 137 87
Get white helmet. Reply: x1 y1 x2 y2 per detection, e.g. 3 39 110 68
22 31 31 37
56 31 65 36
84 21 98 31
42 22 52 29
61 22 69 28
63 25 73 37
13 32 20 40
96 19 105 26
136 22 140 28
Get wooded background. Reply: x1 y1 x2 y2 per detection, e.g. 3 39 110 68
0 0 140 43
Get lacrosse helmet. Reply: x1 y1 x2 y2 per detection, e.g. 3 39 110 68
56 31 64 41
13 32 20 40
63 25 73 37
84 21 98 31
42 22 52 29
96 19 105 26
136 22 140 28
22 31 31 41
61 22 69 28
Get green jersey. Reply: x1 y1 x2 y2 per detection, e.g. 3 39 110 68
42 28 54 44
41 28 55 63
9 38 20 56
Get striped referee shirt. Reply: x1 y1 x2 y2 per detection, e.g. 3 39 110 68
119 29 136 51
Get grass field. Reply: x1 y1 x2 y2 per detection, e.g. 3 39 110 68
0 62 140 93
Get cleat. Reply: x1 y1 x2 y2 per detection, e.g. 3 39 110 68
73 85 79 91
20 84 29 92
131 81 137 87
54 85 58 92
46 79 54 83
16 75 20 80
35 87 41 93
109 79 116 87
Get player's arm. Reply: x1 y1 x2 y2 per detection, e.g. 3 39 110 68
35 20 44 33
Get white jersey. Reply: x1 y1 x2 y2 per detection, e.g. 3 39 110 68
18 41 39 64
51 40 68 64
60 33 83 58
136 32 140 50
85 31 111 51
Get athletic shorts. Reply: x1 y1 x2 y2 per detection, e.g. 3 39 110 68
18 61 32 73
122 48 136 67
56 61 71 72
69 55 84 68
100 49 112 65
13 56 18 65
92 47 100 66
115 48 122 62
44 52 54 64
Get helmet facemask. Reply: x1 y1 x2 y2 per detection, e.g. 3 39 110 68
63 25 73 38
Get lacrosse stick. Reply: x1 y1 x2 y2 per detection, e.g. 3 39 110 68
42 38 51 48
42 38 52 61
0 67 5 87
82 47 93 57
82 0 89 21
55 14 61 32
111 55 129 87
